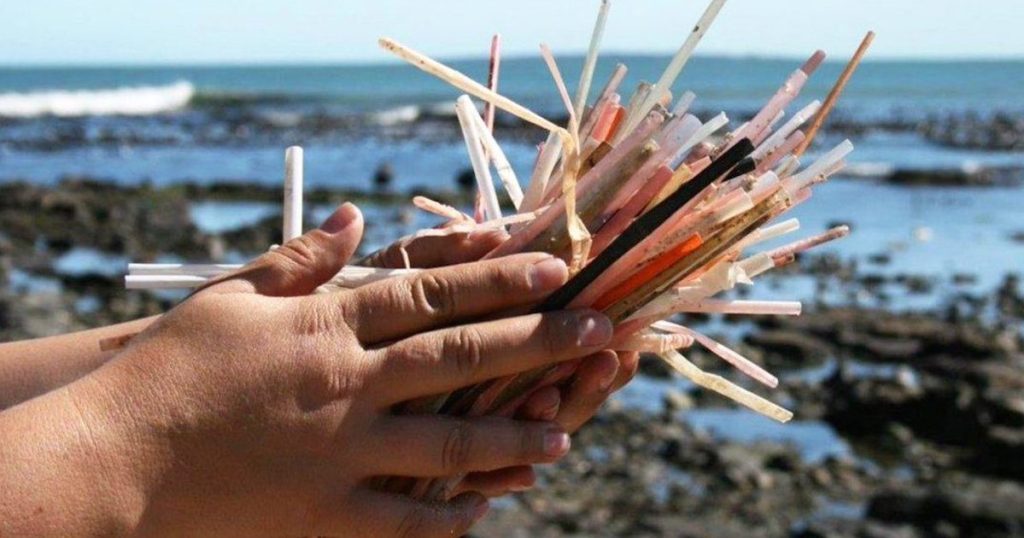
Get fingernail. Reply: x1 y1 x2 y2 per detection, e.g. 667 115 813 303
319 203 359 234
471 499 490 522
577 311 613 347
544 429 571 457
529 257 568 291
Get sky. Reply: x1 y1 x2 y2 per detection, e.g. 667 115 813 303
2 0 1023 65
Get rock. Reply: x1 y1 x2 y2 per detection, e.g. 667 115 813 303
745 329 833 366
867 478 1024 537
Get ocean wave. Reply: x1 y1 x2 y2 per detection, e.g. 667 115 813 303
0 81 194 118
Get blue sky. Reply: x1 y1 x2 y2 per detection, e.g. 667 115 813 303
2 0 1023 65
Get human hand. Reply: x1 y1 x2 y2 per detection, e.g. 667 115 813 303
362 219 640 497
55 203 613 537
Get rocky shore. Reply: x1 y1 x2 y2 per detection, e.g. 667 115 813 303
2 179 1023 537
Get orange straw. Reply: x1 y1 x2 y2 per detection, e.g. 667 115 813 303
593 233 702 311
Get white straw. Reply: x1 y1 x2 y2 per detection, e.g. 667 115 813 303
520 133 562 213
574 0 611 119
455 96 503 221
753 100 821 161
125 275 208 289
467 105 523 209
126 265 419 290
622 0 728 136
283 146 303 242
676 299 802 316
659 349 792 422
669 112 729 169
671 90 697 117
128 263 242 277
379 38 565 135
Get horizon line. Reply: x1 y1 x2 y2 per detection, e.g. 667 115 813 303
3 49 1024 69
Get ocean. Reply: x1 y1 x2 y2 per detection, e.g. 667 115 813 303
2 55 1022 294
3 56 1024 508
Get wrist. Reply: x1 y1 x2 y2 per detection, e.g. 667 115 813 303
58 365 169 534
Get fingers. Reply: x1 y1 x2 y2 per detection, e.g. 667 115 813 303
373 310 613 401
201 203 364 296
313 489 488 538
365 415 570 477
611 351 640 392
517 385 561 422
339 253 567 344
453 466 536 498
363 228 508 269
555 350 621 433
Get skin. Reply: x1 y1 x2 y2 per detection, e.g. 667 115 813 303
0 203 640 536
0 203 631 537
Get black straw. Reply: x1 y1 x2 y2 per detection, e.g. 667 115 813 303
534 138 756 313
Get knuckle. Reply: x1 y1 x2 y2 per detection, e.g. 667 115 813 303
444 327 484 379
292 297 340 336
279 234 322 268
441 420 475 473
410 273 458 319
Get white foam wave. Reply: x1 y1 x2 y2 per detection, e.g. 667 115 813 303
0 81 194 117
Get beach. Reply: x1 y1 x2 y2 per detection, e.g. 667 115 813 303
2 55 1023 537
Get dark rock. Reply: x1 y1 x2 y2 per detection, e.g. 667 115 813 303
867 478 1024 537
745 329 833 366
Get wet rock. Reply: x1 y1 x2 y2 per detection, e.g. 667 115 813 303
745 329 833 367
885 166 1022 187
867 478 1024 537
373 162 394 191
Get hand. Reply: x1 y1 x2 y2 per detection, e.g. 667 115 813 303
0 203 613 537
363 220 641 497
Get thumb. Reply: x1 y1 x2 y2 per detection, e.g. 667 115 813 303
201 203 364 296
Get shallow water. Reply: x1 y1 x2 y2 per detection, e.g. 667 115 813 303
3 58 1022 480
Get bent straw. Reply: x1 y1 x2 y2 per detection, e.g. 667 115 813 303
621 0 729 137
412 196 468 221
379 38 565 136
486 111 665 259
283 146 303 242
574 0 611 119
668 325 779 388
539 43 580 138
455 96 502 221
795 31 875 157
660 349 792 422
